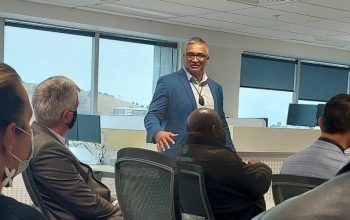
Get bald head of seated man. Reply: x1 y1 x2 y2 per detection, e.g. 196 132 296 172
182 108 272 220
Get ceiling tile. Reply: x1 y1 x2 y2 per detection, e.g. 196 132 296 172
326 34 350 41
303 35 350 49
80 5 175 19
266 1 350 19
199 11 285 27
229 7 321 23
158 0 254 11
303 20 350 33
19 0 350 51
23 0 100 7
235 26 311 40
167 16 250 31
336 17 350 23
268 23 345 36
96 0 214 17
301 0 350 12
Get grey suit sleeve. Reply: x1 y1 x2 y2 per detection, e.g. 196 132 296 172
31 143 122 220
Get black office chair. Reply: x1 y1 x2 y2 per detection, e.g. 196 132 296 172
179 163 215 220
272 174 327 205
22 167 51 219
115 148 181 220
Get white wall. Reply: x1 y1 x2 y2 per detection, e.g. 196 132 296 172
1 0 350 117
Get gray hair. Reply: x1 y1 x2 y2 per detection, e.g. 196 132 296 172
32 76 80 124
184 36 209 55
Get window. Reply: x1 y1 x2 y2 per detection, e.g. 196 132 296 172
239 53 296 127
97 36 177 116
4 23 93 114
239 53 350 128
240 54 296 91
299 62 349 102
238 88 293 127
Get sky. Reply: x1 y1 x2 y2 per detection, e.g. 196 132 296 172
4 26 155 107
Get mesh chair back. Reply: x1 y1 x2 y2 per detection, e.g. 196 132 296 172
272 174 327 205
115 148 180 220
179 163 215 220
22 167 51 219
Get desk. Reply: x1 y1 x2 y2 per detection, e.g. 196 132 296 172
90 164 114 180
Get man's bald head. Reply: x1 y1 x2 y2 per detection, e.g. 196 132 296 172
186 108 225 146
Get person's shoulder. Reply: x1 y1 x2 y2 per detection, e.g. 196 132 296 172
0 196 46 220
160 69 185 80
207 78 222 90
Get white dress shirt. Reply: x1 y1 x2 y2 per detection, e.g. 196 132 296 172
184 68 214 109
47 127 66 145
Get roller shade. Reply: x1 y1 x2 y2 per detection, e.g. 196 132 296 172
240 54 296 91
299 62 349 101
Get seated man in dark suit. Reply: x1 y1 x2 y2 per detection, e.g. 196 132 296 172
182 108 272 220
252 162 350 220
30 76 122 220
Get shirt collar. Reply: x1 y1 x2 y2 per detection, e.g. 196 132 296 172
47 127 66 145
318 137 345 153
183 67 208 84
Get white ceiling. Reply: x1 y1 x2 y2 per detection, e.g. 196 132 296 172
22 0 350 50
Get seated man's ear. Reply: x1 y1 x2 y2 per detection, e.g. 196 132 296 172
61 109 72 124
318 117 323 128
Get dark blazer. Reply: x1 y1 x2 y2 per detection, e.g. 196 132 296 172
144 68 234 158
252 162 350 220
0 195 46 220
30 122 122 220
184 144 272 220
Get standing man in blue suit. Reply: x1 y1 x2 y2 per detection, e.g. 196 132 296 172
144 36 234 158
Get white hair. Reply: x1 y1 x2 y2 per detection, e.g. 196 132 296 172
32 76 80 124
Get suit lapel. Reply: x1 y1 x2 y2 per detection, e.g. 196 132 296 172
207 80 218 111
177 69 197 109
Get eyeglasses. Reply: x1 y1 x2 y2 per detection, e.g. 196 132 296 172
15 126 33 137
185 52 208 61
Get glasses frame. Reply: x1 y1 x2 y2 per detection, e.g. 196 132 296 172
185 52 208 61
15 126 33 137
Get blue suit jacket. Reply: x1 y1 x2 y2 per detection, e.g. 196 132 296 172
144 68 234 158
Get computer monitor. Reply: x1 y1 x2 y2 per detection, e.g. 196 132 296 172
287 104 318 127
65 118 78 141
77 114 101 143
